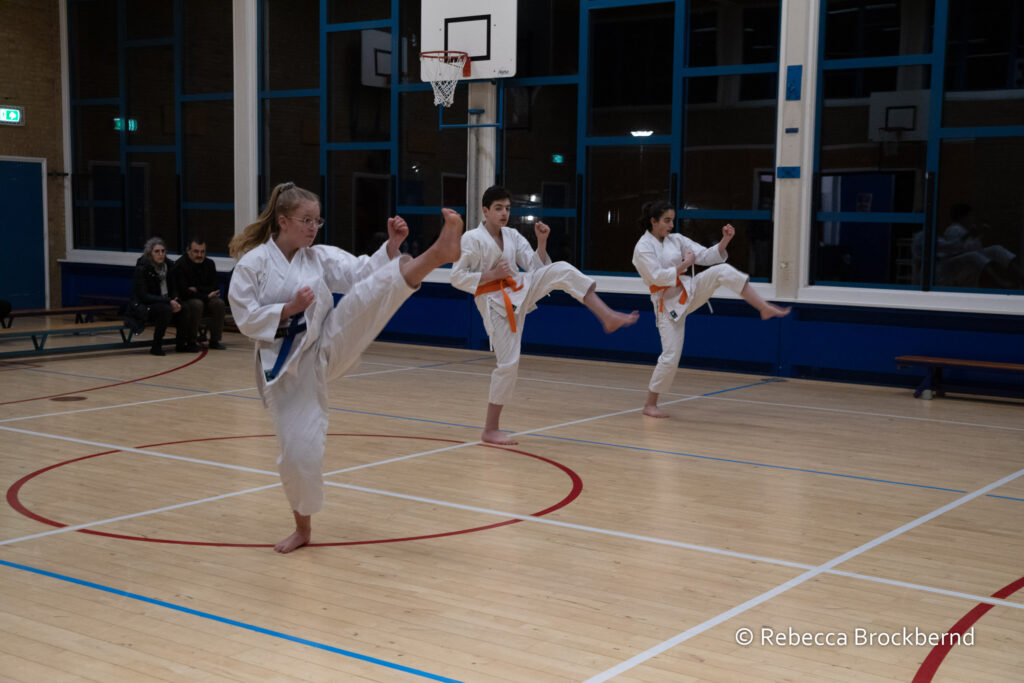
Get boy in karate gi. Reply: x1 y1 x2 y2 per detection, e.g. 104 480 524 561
451 185 638 445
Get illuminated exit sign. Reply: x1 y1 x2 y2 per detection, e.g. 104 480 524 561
0 106 24 126
113 117 138 132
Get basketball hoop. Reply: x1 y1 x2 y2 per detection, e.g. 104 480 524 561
419 50 470 108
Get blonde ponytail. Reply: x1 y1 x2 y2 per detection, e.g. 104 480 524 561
229 182 320 258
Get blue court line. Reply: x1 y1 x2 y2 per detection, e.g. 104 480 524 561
14 368 1018 502
986 494 1024 503
0 558 464 683
19 355 495 395
531 432 968 494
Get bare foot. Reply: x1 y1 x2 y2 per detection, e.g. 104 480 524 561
433 208 464 263
642 405 670 418
760 304 791 320
482 429 518 446
602 310 639 333
274 529 310 553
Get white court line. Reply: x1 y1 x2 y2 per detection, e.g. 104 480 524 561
0 425 277 476
5 352 1017 433
4 414 1022 617
709 394 1024 432
584 465 1024 683
0 483 282 546
0 386 259 424
6 366 1023 624
325 481 1024 612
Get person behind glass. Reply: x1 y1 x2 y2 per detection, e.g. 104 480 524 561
632 201 791 418
132 237 194 356
228 181 463 553
173 237 227 350
450 185 639 446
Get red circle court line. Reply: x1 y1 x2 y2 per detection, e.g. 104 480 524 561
7 434 584 548
912 575 1024 682
0 349 208 406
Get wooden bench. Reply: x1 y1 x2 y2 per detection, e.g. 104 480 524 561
0 319 142 358
895 355 1024 399
1 305 121 328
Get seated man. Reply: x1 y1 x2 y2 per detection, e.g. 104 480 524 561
172 237 227 349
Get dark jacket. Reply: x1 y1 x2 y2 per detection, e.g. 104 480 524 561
172 257 220 301
124 257 179 333
133 256 180 305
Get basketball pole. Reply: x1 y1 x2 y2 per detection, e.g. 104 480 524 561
466 81 497 230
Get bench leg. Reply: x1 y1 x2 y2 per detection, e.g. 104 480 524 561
31 333 48 351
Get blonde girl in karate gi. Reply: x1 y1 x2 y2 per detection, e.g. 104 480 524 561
228 182 463 552
451 185 639 446
632 200 790 418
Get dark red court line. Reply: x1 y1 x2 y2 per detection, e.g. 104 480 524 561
0 349 207 406
7 434 583 548
912 575 1024 681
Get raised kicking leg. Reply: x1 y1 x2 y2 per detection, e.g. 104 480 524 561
739 282 791 319
582 284 639 332
398 208 463 286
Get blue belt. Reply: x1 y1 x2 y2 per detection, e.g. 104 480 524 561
265 293 343 381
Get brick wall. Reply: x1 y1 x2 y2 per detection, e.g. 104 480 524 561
0 0 66 305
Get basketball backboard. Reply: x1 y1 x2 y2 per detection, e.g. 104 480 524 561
420 0 517 80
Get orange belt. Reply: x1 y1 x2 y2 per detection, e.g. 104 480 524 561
650 277 687 312
475 277 524 332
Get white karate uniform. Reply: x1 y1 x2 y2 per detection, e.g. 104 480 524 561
229 239 414 515
450 223 595 404
632 231 748 394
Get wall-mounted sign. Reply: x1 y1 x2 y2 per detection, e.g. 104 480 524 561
0 106 25 126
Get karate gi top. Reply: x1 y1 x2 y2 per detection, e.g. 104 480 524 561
450 223 552 337
631 231 726 322
229 238 391 388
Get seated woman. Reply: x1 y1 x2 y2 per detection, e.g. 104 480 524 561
130 237 194 355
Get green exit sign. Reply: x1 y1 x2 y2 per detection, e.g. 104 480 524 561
113 117 138 132
0 106 24 126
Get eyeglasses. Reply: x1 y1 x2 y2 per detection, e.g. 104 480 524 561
290 215 325 230
152 248 166 253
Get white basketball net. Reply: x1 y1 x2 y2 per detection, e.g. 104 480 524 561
420 52 467 108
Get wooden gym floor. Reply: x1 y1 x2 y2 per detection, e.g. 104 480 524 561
1 333 1022 682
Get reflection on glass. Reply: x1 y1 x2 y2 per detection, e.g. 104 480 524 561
183 0 233 94
327 150 392 254
69 0 118 99
328 30 392 143
183 101 234 203
504 85 577 209
943 0 1024 127
819 68 931 213
812 221 920 286
263 97 320 202
327 0 389 24
264 0 319 91
933 138 1024 291
589 3 674 137
587 146 670 272
516 0 579 77
126 153 178 252
126 46 175 146
823 0 934 59
689 0 780 67
682 218 772 279
399 91 467 207
684 74 777 211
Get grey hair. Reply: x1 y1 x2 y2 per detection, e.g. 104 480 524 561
142 236 167 263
